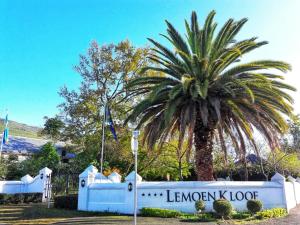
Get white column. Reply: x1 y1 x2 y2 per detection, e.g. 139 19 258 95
125 171 142 215
38 167 52 202
78 165 97 211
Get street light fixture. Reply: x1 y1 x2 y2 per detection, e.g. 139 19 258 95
128 122 139 225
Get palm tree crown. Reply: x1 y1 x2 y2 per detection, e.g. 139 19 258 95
126 11 296 180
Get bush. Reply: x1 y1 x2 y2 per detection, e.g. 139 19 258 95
0 193 42 204
247 199 262 215
231 211 251 219
213 199 233 219
195 200 205 212
140 208 182 218
54 194 78 210
256 208 287 219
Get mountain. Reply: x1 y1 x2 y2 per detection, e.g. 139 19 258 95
0 119 42 139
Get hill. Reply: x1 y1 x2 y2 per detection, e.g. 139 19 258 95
0 119 42 139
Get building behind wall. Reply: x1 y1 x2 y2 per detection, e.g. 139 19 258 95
0 135 65 161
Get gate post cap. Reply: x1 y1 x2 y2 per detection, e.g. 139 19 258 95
271 173 285 184
79 165 98 178
39 167 52 175
287 175 296 182
21 174 33 183
125 171 142 182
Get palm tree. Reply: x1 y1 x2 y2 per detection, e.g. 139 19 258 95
125 11 296 181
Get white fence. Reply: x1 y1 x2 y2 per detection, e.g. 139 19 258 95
78 165 300 214
0 167 52 202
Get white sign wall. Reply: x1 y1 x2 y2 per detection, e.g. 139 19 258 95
78 165 300 214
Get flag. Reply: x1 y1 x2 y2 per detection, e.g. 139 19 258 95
2 113 9 144
2 128 9 144
105 105 118 141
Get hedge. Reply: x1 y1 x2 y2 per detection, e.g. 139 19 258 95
54 194 78 210
0 193 43 204
140 208 183 218
256 208 287 219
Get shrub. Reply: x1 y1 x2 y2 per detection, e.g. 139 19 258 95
140 208 182 218
195 200 205 212
231 211 251 219
247 199 262 215
54 194 78 210
0 193 42 204
213 199 233 219
256 208 287 219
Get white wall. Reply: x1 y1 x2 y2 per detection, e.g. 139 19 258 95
0 167 52 202
78 166 300 214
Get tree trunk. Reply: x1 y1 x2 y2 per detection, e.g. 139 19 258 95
194 115 215 181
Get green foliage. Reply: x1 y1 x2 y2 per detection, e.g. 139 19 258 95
139 139 190 181
36 142 60 167
213 199 233 219
21 142 60 176
256 208 287 219
1 142 61 181
247 199 263 214
5 155 24 180
0 193 43 204
55 40 163 181
195 200 205 212
59 40 149 142
265 148 300 176
179 213 216 222
0 160 7 179
126 10 295 180
140 208 183 218
54 194 78 210
231 211 251 219
40 116 64 141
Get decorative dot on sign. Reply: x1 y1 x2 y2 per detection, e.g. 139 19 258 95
154 193 157 196
160 193 163 196
142 193 145 196
148 193 151 197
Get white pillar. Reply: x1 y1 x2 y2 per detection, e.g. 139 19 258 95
78 165 97 211
125 171 142 215
39 167 52 202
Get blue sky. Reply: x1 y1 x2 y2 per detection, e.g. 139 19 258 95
0 0 299 127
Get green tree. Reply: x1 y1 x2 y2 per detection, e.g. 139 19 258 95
265 148 300 177
59 40 149 144
4 155 23 180
140 140 190 181
21 142 60 175
282 115 300 152
126 11 295 181
41 116 65 141
57 40 151 177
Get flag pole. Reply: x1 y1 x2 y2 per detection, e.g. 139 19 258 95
100 95 107 174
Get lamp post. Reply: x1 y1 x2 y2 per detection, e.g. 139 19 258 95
130 125 139 225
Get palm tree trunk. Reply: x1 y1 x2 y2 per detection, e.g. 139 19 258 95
194 116 215 181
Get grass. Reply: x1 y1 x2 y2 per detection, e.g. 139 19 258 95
0 204 289 225
0 204 194 225
0 204 129 224
0 119 41 139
